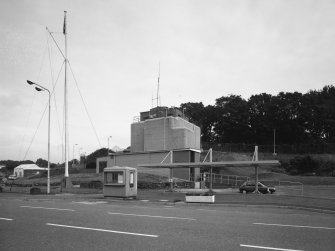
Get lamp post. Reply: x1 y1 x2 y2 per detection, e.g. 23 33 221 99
273 128 277 156
108 136 112 156
72 143 78 167
27 80 51 194
78 147 83 165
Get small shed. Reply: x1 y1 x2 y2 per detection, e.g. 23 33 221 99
13 164 47 178
103 166 137 198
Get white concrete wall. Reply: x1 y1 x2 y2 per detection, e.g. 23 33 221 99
130 122 144 152
131 117 200 152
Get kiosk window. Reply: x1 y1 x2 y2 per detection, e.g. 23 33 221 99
130 172 134 187
105 171 124 184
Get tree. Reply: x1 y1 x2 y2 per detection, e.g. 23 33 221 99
271 92 306 144
214 95 250 143
180 102 205 127
320 85 335 142
36 158 48 167
86 148 114 169
201 105 217 142
0 160 34 170
248 93 276 144
178 84 335 146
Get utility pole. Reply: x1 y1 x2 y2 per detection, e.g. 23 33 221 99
63 11 71 188
273 128 277 156
254 146 260 194
72 144 78 167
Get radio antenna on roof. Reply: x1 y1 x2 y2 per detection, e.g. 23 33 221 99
157 61 161 107
152 62 161 108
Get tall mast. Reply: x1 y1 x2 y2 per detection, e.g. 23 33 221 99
63 11 69 177
157 62 160 107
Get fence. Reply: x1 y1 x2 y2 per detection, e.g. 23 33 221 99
196 173 304 196
198 173 249 188
265 180 304 196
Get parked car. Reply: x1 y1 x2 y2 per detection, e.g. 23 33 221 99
8 175 17 180
239 181 276 194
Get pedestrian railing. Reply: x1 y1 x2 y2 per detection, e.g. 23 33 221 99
198 173 249 187
261 180 304 196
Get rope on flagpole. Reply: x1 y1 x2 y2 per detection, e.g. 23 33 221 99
68 62 102 148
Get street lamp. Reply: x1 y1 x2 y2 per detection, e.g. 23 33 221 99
273 128 277 156
27 80 51 194
72 143 78 167
108 136 112 156
78 147 83 164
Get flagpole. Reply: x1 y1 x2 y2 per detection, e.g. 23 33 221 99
64 11 70 182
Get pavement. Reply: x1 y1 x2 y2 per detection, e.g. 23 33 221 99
2 186 335 214
3 193 334 251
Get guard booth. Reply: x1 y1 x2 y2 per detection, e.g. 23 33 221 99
103 166 137 198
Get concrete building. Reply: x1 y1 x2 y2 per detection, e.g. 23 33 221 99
13 164 47 178
97 107 201 181
131 107 200 152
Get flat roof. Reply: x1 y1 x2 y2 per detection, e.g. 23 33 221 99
137 160 280 169
99 148 201 158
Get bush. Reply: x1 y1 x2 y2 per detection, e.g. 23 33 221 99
287 155 318 175
30 187 42 195
316 160 335 176
86 162 96 169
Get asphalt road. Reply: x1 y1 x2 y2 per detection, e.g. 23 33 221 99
1 195 334 251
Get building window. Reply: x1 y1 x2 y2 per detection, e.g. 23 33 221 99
105 171 124 185
129 172 134 188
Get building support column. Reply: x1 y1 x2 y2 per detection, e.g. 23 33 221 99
209 167 213 193
254 146 260 194
169 151 173 191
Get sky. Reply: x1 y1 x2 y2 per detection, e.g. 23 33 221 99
1 0 335 163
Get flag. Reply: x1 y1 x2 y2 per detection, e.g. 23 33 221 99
63 11 67 35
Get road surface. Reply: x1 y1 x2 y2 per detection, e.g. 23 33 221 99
1 194 334 250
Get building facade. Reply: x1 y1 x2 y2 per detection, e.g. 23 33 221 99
97 107 201 181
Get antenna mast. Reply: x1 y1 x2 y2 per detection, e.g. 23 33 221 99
156 62 160 107
63 11 69 178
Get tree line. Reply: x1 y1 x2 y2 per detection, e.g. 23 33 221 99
180 85 335 145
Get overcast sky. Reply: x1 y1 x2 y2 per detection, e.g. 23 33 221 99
1 0 334 163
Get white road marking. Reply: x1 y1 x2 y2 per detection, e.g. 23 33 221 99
108 212 196 220
72 201 107 205
240 244 303 251
197 209 217 212
0 217 13 221
159 200 169 202
21 206 75 211
46 223 158 238
254 222 335 230
140 200 149 202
